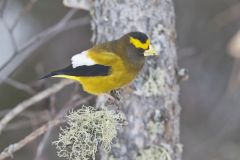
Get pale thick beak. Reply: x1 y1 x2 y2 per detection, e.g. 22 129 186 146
144 44 157 56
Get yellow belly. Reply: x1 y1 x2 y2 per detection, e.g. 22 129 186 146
54 70 137 94
53 49 142 94
78 70 137 94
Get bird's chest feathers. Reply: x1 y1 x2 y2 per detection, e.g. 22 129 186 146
77 50 138 94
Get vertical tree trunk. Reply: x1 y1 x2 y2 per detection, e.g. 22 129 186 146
91 0 181 159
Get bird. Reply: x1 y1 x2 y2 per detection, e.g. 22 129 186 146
41 32 157 95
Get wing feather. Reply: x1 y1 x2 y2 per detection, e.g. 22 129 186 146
41 65 111 79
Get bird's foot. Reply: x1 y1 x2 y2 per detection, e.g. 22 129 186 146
101 90 122 110
110 90 122 101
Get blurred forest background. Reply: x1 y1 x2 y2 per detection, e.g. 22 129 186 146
0 0 240 160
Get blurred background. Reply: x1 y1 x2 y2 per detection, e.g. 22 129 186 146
0 0 240 159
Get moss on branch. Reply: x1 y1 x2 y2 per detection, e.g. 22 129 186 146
53 106 125 160
137 146 171 160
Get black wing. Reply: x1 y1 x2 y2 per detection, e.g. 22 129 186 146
41 65 111 79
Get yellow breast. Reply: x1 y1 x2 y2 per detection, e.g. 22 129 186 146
53 49 141 95
76 50 139 94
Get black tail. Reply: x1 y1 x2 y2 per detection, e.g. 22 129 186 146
39 66 71 79
40 64 111 80
40 72 55 79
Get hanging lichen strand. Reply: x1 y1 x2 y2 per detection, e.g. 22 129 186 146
53 106 126 160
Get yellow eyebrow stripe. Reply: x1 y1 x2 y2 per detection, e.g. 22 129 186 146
130 37 150 50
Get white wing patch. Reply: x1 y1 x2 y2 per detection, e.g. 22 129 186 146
71 50 96 68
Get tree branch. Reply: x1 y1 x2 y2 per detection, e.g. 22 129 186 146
0 10 90 82
10 0 39 32
0 95 94 160
2 19 18 52
0 80 73 134
0 76 35 94
0 119 61 160
0 0 7 18
91 0 181 159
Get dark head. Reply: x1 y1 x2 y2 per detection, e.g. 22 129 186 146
123 32 156 57
114 32 156 69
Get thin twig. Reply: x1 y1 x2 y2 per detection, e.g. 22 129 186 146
0 110 49 118
33 93 57 160
0 76 35 94
60 17 90 33
49 95 56 115
0 119 61 160
0 80 74 134
17 9 81 53
55 9 78 28
2 19 18 52
0 9 77 72
0 10 90 81
58 95 94 118
3 115 50 131
0 0 7 18
10 0 39 31
0 95 94 160
34 128 52 160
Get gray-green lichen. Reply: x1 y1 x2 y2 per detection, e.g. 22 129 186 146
137 146 171 160
53 106 125 160
134 67 167 97
147 120 164 136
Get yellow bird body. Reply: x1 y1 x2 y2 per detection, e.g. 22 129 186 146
54 52 139 94
42 32 156 95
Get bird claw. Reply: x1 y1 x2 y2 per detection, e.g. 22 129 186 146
110 90 122 101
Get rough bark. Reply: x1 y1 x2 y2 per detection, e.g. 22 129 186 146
89 0 182 160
